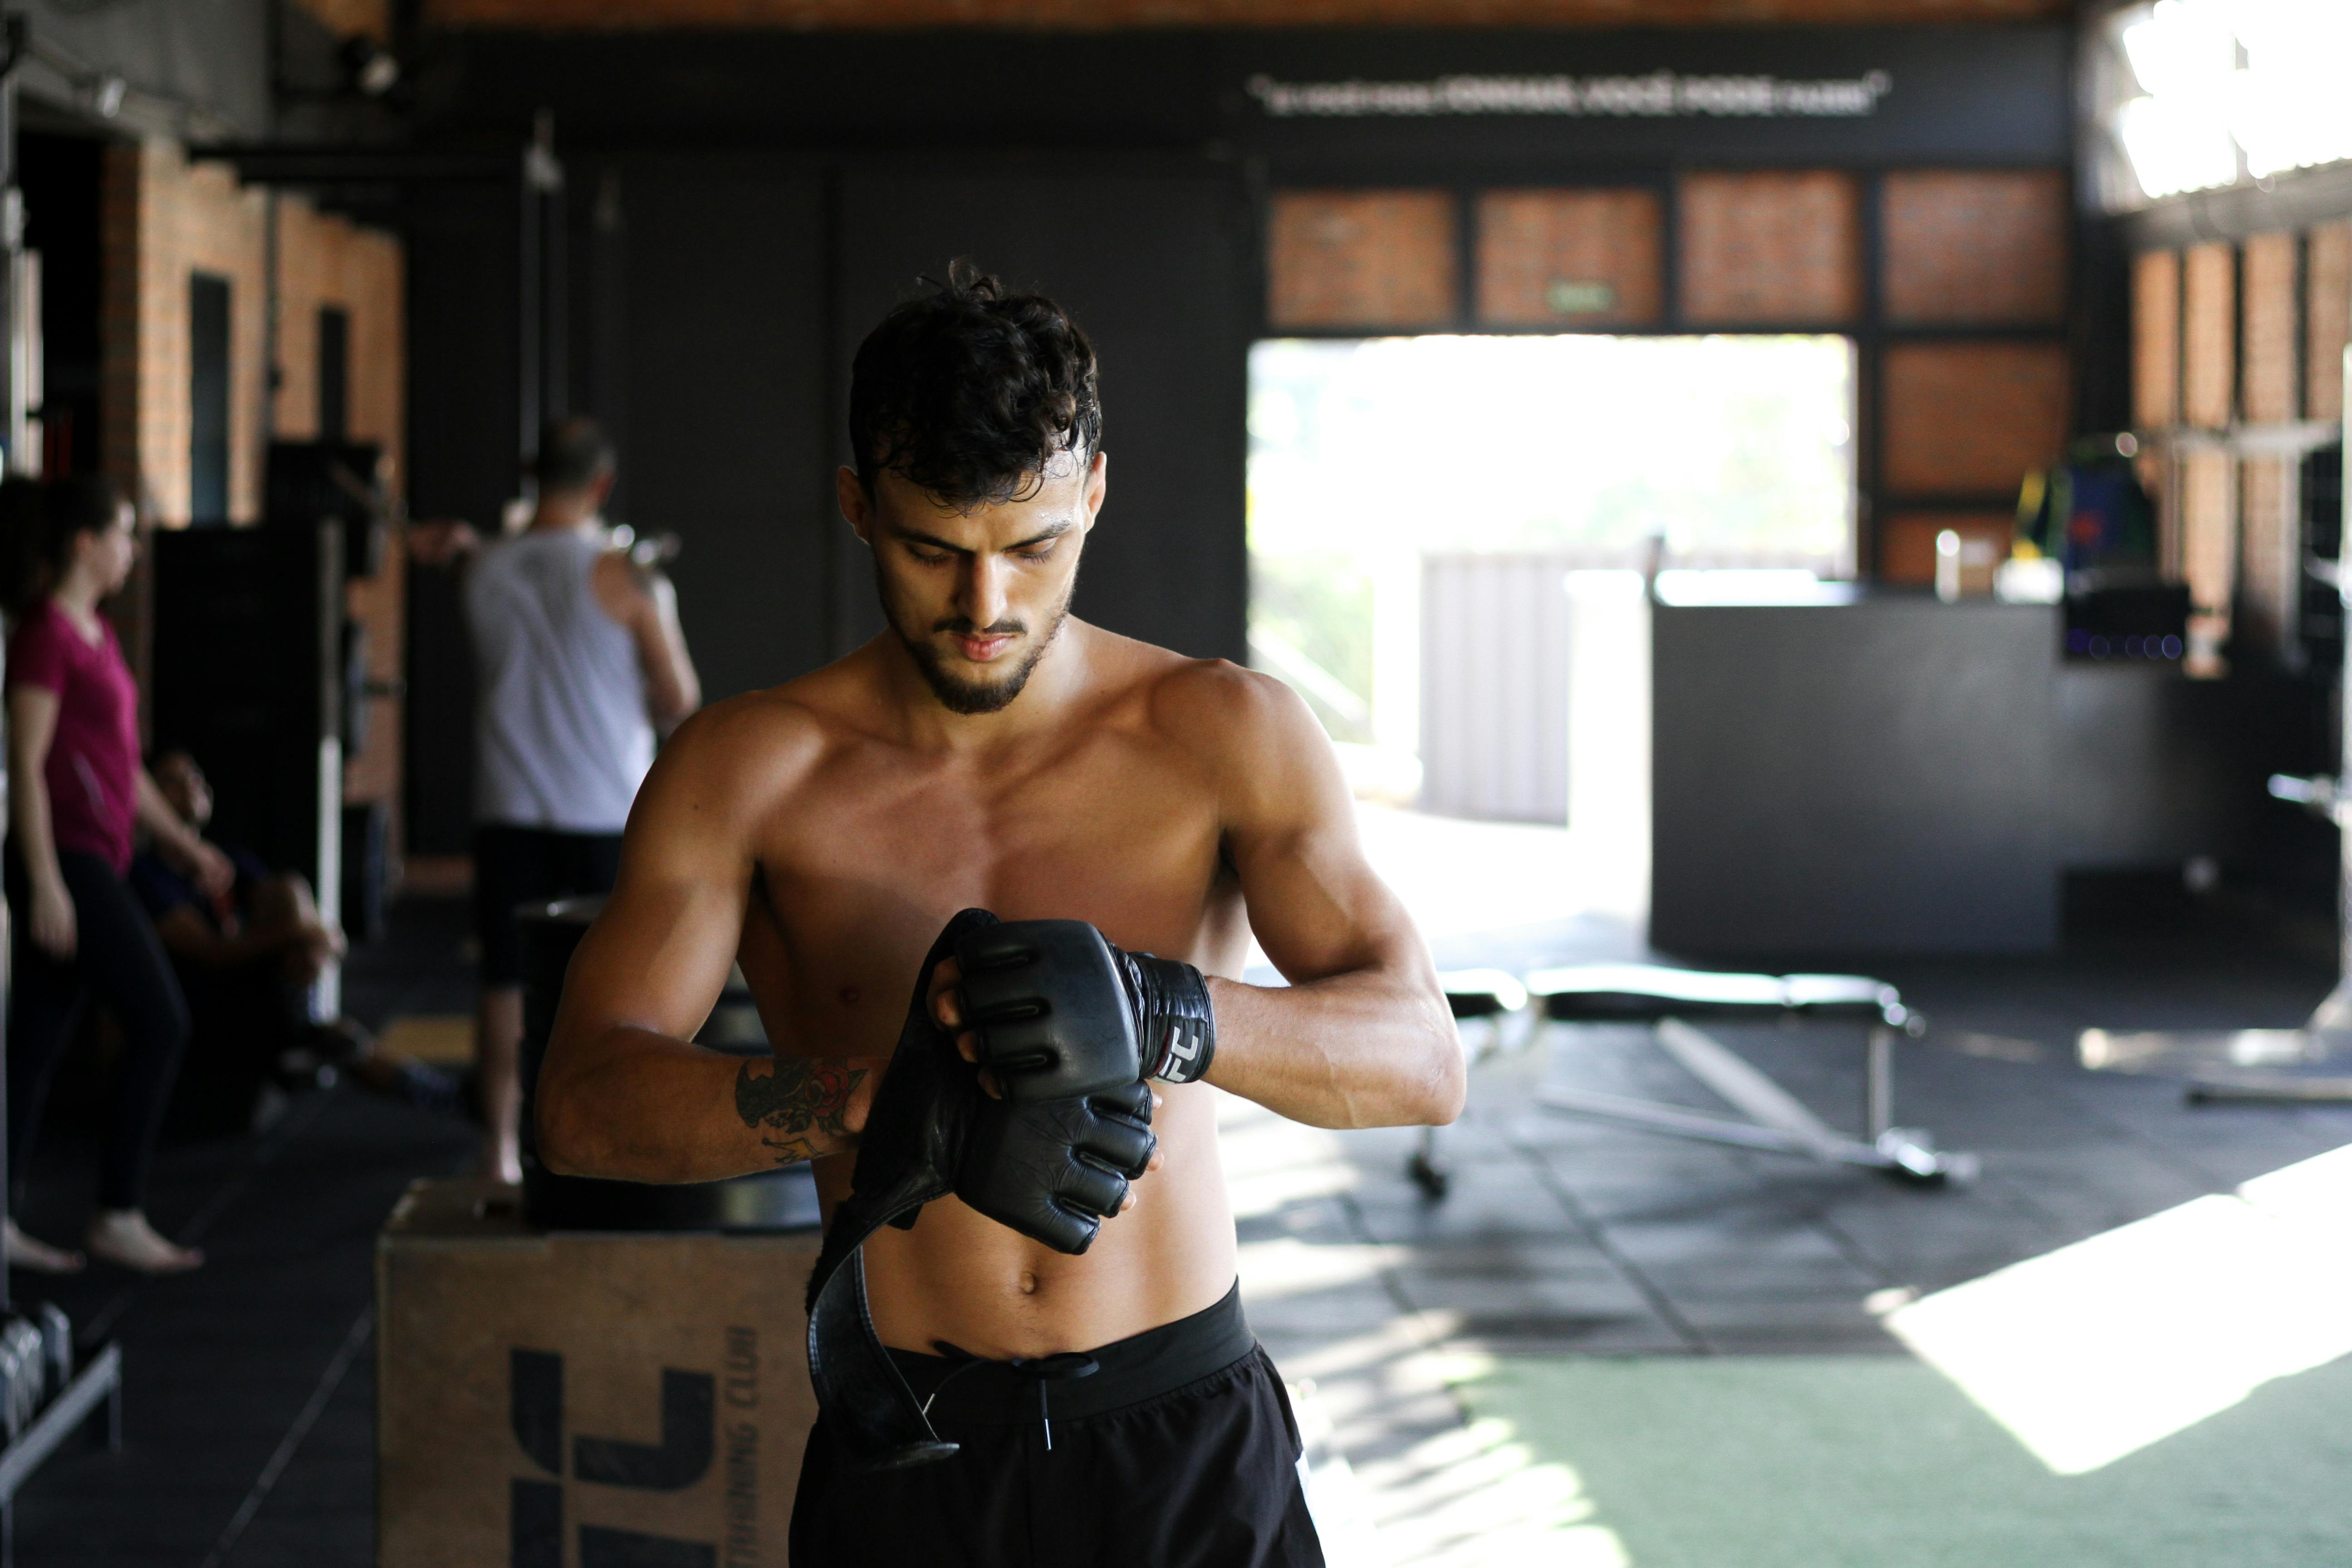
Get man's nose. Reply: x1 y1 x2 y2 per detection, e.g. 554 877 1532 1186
959 554 1010 630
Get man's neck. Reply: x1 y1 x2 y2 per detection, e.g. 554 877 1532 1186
527 493 598 533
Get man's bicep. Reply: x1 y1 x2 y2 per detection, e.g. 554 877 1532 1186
557 744 755 1043
1222 684 1419 983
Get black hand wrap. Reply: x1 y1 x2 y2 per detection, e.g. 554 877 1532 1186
1118 948 1217 1086
955 918 1217 1093
803 909 1160 1471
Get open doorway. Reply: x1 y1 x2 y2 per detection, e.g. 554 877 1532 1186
1247 333 1856 958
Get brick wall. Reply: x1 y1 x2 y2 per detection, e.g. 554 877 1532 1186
2130 249 2178 430
1475 188 1660 328
1881 170 2067 326
2180 446 2234 622
101 138 270 526
1267 191 1455 330
2131 219 2351 669
2311 224 2350 425
1880 342 2069 497
2238 456 2293 652
2238 231 2297 426
2180 241 2234 430
274 195 407 478
1677 171 1860 325
100 147 411 858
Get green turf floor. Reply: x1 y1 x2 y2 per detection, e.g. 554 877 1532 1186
1455 1352 2352 1568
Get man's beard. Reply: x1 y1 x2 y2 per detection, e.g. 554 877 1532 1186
884 568 1074 716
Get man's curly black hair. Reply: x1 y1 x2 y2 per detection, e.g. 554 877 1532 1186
849 260 1102 511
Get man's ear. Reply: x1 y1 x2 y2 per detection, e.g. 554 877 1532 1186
837 466 874 544
591 469 617 510
1081 450 1107 533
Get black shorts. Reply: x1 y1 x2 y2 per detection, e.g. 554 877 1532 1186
790 1282 1324 1568
471 824 624 986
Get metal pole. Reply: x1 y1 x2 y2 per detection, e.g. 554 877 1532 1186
1865 1025 1893 1142
519 110 564 470
517 143 540 473
541 145 566 425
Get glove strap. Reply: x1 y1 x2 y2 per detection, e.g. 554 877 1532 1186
1120 951 1217 1085
801 906 999 1472
805 1211 959 1472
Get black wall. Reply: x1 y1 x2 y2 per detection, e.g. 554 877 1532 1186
618 157 833 697
403 181 519 853
393 22 2069 853
831 160 1250 662
402 24 2069 171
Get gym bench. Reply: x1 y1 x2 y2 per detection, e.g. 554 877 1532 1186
1413 964 1975 1199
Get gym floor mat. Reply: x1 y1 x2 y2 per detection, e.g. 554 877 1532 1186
1454 1352 2352 1568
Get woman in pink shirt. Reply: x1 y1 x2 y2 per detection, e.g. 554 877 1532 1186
4 477 231 1275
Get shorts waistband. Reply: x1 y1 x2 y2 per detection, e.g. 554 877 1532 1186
887 1280 1255 1427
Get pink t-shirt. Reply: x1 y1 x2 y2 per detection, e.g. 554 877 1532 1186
8 599 141 873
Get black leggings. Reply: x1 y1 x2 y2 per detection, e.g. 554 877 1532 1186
7 849 193 1212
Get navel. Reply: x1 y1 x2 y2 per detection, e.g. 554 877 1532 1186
1018 1272 1038 1296
838 985 861 1007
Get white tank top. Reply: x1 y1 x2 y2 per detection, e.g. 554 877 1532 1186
466 527 654 833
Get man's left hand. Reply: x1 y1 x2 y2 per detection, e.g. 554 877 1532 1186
171 838 236 901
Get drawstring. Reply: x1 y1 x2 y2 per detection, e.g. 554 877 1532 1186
924 1344 1100 1452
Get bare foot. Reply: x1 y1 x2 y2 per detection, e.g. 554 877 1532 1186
86 1210 204 1274
4 1217 85 1274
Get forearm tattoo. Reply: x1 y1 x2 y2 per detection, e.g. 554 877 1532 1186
735 1058 865 1165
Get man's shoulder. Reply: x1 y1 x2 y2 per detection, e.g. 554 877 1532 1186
649 662 880 797
659 684 832 779
1089 629 1321 762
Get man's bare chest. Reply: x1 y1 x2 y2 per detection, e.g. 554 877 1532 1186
737 747 1239 1057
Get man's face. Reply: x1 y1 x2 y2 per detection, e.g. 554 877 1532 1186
157 752 212 828
841 451 1105 716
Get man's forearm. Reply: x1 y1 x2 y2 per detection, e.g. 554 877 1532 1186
537 1028 867 1182
1201 970 1461 1130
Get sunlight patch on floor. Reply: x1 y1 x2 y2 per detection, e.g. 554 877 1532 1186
1362 1415 1634 1568
1885 1141 2352 1475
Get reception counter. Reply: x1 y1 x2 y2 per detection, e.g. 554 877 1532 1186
1647 587 2306 958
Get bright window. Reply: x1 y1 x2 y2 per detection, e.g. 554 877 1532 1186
1247 333 1857 750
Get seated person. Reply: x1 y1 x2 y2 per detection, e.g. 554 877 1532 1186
132 750 457 1129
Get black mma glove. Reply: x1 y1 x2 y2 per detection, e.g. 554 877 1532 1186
955 918 1218 1094
805 910 1165 1470
956 1080 1157 1254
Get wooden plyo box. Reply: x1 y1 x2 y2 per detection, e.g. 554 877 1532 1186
378 1179 821 1568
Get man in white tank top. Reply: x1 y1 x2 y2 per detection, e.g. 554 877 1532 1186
436 419 701 1182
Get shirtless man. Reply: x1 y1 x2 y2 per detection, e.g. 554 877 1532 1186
535 266 1461 1566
